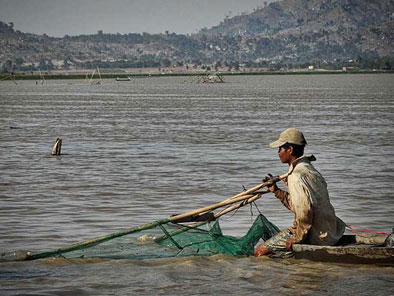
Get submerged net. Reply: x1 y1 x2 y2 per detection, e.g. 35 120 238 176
26 214 280 260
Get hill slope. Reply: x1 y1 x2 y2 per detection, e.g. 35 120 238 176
1 0 393 72
201 0 394 62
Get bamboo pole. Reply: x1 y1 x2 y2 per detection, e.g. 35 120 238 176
215 189 270 218
27 218 170 260
225 173 288 202
169 173 287 222
155 190 270 243
169 193 260 222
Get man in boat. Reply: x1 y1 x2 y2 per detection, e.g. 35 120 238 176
254 128 346 257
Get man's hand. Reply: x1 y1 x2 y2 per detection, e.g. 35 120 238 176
262 173 278 193
285 238 293 251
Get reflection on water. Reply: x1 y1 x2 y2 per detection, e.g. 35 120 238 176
1 256 393 295
1 74 394 295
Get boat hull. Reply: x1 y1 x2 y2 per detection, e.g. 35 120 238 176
293 235 394 265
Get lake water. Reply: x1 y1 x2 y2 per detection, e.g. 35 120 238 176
1 74 393 295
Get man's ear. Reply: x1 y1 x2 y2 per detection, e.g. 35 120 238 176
288 145 294 156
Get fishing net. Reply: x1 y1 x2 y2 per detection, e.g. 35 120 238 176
25 214 280 260
2 182 287 262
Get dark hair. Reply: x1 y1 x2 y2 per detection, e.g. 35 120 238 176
282 143 305 158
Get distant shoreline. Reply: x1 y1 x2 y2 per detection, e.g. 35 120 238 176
1 69 393 81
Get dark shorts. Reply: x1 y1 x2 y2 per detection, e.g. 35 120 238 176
264 229 293 256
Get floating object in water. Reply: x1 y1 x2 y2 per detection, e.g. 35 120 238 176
116 77 131 81
184 73 225 84
51 138 62 155
138 235 156 242
0 250 31 262
199 73 225 83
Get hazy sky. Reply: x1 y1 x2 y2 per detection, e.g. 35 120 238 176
0 0 275 37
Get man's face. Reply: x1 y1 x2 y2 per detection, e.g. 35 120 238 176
278 145 292 164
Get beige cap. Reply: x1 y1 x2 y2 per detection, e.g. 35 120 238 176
269 128 307 148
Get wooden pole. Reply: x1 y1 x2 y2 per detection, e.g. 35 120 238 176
27 218 170 260
154 190 270 243
215 189 270 218
225 173 288 202
169 173 288 222
169 193 256 222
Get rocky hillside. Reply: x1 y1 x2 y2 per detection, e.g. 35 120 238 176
202 0 394 62
1 0 394 72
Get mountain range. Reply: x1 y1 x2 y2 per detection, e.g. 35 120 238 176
1 0 394 73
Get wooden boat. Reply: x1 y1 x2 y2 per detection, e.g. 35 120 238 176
116 77 131 81
292 235 394 265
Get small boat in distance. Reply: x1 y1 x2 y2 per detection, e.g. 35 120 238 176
116 77 131 81
199 73 224 83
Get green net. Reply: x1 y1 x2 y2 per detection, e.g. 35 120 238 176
24 214 280 260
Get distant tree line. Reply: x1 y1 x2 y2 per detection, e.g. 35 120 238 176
2 55 394 74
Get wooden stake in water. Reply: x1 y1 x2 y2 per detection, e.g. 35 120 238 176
51 138 62 155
